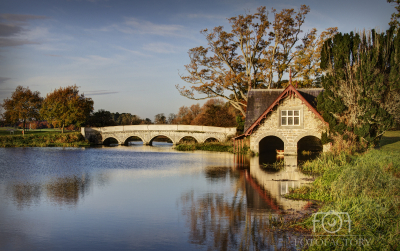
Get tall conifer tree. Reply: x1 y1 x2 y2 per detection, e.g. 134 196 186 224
317 28 400 145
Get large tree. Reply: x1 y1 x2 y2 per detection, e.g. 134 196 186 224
87 109 116 127
177 5 336 117
1 86 43 132
317 28 400 146
40 85 93 133
388 0 400 28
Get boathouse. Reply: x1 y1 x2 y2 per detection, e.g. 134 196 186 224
235 84 330 155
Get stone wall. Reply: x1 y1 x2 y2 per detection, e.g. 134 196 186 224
250 96 328 155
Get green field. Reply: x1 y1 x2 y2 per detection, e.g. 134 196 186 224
0 128 89 147
0 127 66 136
287 131 400 250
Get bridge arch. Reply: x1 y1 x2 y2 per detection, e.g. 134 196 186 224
177 136 200 144
103 137 120 145
123 135 146 145
176 135 202 144
204 137 220 143
149 135 174 145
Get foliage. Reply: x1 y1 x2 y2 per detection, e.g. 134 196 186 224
288 149 400 250
191 99 236 127
171 99 237 127
142 118 152 124
40 85 94 133
0 131 89 147
317 29 400 146
166 113 176 124
175 140 252 155
175 141 233 152
388 0 400 28
172 104 201 125
154 113 167 124
1 86 43 132
177 5 337 116
112 112 142 125
235 115 245 134
87 109 117 127
291 27 338 87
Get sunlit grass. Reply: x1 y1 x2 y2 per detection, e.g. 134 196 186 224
0 128 65 136
0 131 90 147
287 131 400 250
174 141 252 154
380 130 400 152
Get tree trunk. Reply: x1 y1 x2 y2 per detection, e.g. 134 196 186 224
62 121 64 134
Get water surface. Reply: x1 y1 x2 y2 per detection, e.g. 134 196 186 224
0 144 314 250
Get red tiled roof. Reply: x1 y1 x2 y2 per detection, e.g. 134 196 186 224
243 85 327 136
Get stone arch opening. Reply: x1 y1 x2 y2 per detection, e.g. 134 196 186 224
124 136 144 146
258 136 284 166
297 136 322 153
103 137 119 146
178 136 198 144
204 137 219 143
149 135 173 146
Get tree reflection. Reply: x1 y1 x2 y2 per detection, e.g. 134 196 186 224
5 173 99 208
45 174 91 205
7 183 42 209
181 167 294 250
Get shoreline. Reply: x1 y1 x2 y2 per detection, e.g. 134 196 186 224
0 131 90 147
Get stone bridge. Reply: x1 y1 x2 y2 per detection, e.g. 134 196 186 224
81 125 237 145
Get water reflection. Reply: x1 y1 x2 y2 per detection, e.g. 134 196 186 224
0 146 318 251
46 174 91 205
181 154 317 250
6 174 92 208
248 156 311 211
7 183 42 209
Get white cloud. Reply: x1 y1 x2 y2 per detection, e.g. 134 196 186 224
0 77 10 84
97 17 198 40
123 17 184 36
67 54 125 67
0 14 49 47
0 13 48 24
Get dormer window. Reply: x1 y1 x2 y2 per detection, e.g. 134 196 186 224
281 110 300 126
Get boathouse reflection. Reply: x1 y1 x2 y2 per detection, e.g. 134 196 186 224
181 154 315 249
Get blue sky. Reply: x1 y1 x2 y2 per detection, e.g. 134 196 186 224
0 0 396 119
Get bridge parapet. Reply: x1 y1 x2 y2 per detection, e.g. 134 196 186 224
81 125 237 145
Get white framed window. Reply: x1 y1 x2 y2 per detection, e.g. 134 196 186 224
281 110 300 126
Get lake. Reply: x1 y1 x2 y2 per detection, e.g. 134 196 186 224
0 143 315 251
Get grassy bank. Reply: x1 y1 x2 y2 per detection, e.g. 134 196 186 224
287 132 400 250
0 131 90 147
174 141 251 154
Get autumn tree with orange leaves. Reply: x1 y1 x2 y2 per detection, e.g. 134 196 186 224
1 86 43 132
40 85 93 133
177 5 337 117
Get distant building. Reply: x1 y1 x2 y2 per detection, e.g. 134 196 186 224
235 85 330 155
